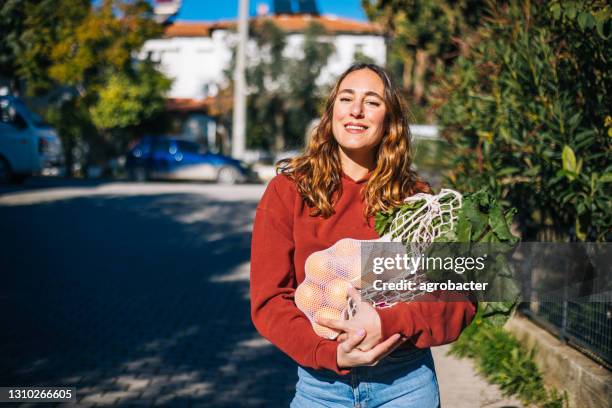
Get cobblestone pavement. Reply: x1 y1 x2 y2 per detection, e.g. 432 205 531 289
0 179 523 407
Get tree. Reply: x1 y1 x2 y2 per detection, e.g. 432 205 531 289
0 0 90 94
245 19 290 151
89 61 171 151
222 19 335 152
284 22 335 149
361 0 488 121
1 0 170 174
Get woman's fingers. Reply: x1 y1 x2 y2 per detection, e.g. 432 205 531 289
340 329 366 353
337 333 408 368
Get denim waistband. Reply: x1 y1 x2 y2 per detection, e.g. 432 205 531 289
301 346 432 383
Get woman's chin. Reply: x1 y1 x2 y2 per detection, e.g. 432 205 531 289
338 143 376 154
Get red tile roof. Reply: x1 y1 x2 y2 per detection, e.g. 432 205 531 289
265 14 383 34
164 14 382 38
166 94 232 116
166 97 214 112
164 22 211 37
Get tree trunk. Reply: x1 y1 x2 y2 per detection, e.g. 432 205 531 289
413 49 428 104
402 53 414 92
274 110 285 152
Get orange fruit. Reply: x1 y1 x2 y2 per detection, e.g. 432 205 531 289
313 306 343 339
332 238 361 258
336 256 361 282
304 251 334 283
324 278 350 309
294 281 324 314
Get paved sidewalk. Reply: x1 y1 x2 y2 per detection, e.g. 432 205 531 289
433 345 525 408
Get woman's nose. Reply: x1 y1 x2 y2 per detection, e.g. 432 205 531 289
350 100 364 117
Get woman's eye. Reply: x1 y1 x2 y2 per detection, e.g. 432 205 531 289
339 97 352 102
366 100 381 106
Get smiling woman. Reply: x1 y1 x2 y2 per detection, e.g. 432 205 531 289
250 63 476 408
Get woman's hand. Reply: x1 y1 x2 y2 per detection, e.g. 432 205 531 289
316 287 383 351
316 286 406 368
334 330 406 368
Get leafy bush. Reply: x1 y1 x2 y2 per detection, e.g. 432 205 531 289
450 311 567 407
436 1 611 241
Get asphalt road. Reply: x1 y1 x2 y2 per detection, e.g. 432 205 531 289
0 178 297 407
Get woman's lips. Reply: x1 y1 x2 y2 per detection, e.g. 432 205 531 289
344 124 368 134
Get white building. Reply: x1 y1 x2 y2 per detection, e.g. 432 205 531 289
139 13 386 149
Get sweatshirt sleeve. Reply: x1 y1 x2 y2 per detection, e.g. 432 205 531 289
250 176 349 375
376 291 477 347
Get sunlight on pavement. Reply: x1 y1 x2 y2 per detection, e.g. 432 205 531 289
141 326 200 352
210 262 250 283
210 262 251 301
0 182 265 206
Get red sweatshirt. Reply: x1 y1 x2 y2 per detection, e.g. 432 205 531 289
250 172 476 375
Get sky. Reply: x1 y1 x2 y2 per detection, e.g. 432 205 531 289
172 0 367 22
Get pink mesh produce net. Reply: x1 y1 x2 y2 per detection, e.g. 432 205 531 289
295 189 463 339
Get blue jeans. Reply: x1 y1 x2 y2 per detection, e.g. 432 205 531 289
290 347 440 408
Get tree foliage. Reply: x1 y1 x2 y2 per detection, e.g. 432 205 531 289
90 62 171 131
1 0 170 172
0 0 90 93
48 0 162 90
436 1 611 241
362 0 488 120
223 20 335 151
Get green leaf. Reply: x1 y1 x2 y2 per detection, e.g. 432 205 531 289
584 12 596 29
576 158 583 176
577 12 589 30
575 218 587 241
461 191 490 239
375 210 395 236
489 205 517 242
599 172 612 183
497 167 520 177
562 145 577 173
550 3 562 20
595 18 609 39
455 211 473 242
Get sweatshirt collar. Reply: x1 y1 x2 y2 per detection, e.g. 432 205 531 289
341 171 371 184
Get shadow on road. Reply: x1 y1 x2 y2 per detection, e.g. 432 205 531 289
0 188 296 407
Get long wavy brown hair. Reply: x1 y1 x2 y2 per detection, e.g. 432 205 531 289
277 63 429 218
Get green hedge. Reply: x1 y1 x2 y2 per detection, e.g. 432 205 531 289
436 1 611 242
450 310 567 407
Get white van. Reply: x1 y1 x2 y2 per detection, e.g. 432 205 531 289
0 95 63 183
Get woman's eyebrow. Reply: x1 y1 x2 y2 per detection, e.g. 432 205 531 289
338 88 383 100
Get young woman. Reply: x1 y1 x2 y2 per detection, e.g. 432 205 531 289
250 63 476 407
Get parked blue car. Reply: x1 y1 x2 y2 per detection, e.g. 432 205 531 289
125 136 256 184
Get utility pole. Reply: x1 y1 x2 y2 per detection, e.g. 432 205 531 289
231 0 248 160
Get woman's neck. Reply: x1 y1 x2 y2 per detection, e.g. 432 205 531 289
338 147 375 180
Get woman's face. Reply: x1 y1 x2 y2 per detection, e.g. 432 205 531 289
331 69 387 156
